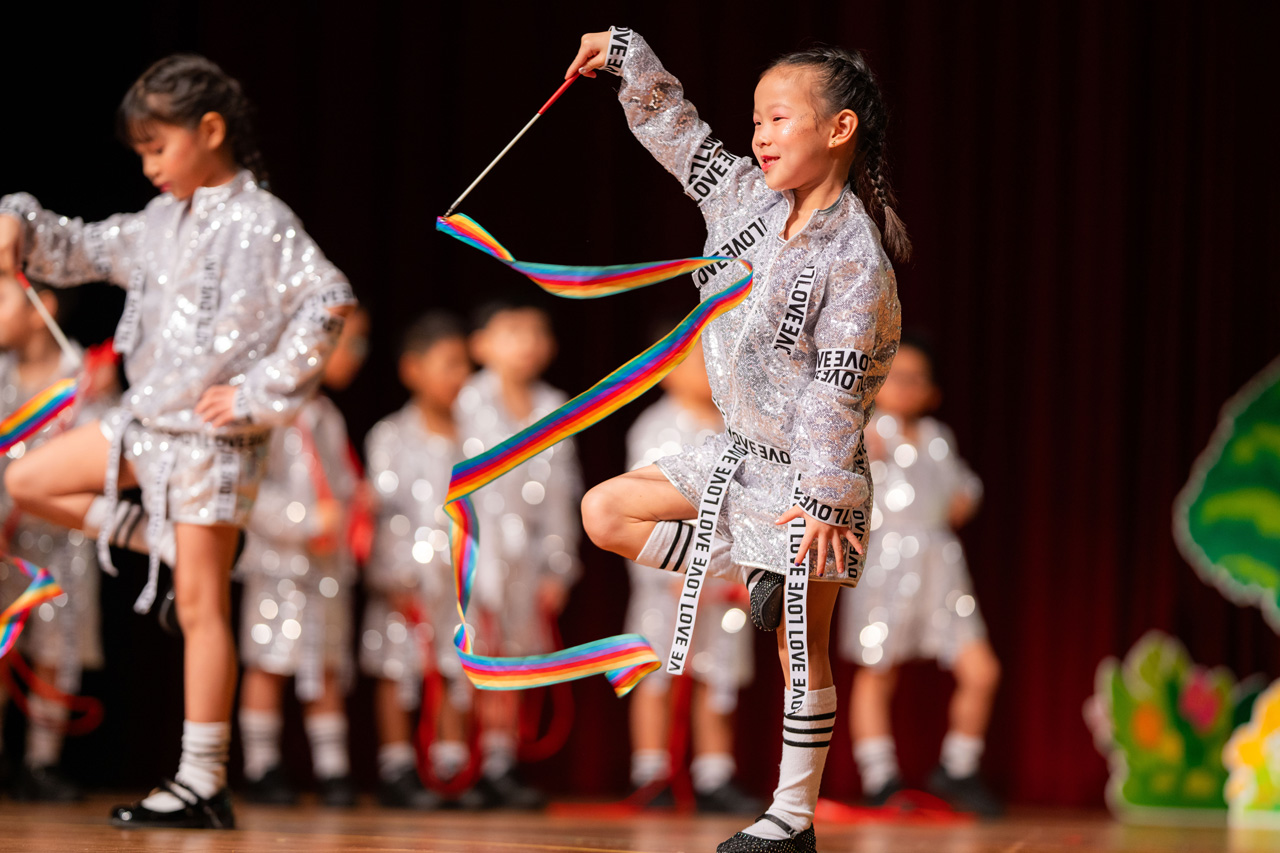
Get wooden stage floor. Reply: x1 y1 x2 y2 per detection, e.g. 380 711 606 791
0 797 1274 852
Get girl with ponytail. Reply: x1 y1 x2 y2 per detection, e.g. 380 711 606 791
569 28 905 853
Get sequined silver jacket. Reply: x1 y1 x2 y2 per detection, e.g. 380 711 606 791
0 172 356 436
365 403 459 597
607 28 901 520
239 394 359 582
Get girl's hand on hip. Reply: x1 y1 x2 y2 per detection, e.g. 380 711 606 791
195 385 240 427
775 505 864 577
565 31 612 79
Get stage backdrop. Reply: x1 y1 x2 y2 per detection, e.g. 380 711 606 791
2 0 1277 807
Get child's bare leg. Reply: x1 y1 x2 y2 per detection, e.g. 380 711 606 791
628 679 671 787
375 678 412 747
581 466 695 560
240 668 285 714
850 666 901 797
691 681 734 756
690 680 757 807
948 639 1000 737
4 421 135 528
478 690 520 780
772 582 840 689
430 682 471 784
173 524 240 723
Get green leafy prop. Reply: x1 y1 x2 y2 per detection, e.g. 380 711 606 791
1175 356 1280 633
1085 631 1262 824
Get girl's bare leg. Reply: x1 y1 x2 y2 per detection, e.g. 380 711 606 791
948 639 1001 737
581 465 696 559
851 666 898 741
773 582 840 689
173 523 240 723
239 669 285 714
4 421 136 528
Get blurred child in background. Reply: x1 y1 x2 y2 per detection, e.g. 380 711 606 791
235 308 370 807
838 335 1001 815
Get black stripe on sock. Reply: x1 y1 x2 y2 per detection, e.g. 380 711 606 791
784 711 837 722
671 522 694 572
659 522 683 569
782 738 832 748
783 724 835 735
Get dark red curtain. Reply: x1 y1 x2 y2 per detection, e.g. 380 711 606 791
3 0 1277 807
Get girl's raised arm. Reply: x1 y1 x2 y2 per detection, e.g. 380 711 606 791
568 28 771 219
0 193 145 289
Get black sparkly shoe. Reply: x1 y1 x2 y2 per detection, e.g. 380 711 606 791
318 774 358 808
11 764 83 802
927 765 1003 817
110 780 236 829
240 765 298 806
717 814 817 853
695 779 764 815
863 775 905 807
748 570 784 632
463 770 547 810
378 767 442 810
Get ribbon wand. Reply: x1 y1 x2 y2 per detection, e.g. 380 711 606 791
15 272 80 367
443 75 579 217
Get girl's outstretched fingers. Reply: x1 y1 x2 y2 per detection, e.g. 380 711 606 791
565 31 611 79
844 526 865 555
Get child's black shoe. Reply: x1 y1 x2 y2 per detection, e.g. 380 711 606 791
927 765 1003 817
318 774 358 808
695 779 764 815
717 815 817 853
240 765 298 806
110 780 236 829
748 569 783 632
378 766 441 810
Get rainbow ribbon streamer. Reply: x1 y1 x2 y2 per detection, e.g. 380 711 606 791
437 214 753 696
0 559 63 660
0 377 78 456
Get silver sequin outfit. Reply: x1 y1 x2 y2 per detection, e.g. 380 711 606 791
237 394 356 701
360 403 466 709
0 346 107 690
1 173 355 609
838 414 987 669
607 28 901 582
455 369 582 656
624 396 753 712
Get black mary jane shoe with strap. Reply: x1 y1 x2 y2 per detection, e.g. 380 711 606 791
110 779 236 829
748 569 785 632
716 813 817 853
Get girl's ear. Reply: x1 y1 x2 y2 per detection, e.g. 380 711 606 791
199 111 228 152
830 109 859 148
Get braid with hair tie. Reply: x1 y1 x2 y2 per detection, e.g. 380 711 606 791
766 45 912 264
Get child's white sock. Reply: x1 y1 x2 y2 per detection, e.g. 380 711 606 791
480 730 517 780
25 694 66 768
742 686 836 840
141 721 229 812
854 735 900 794
83 495 176 564
429 740 470 784
305 712 350 780
940 731 984 779
636 521 696 573
691 752 736 794
378 741 417 783
630 748 671 788
239 709 282 782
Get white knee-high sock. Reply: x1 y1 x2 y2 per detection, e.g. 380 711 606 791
429 740 470 783
630 749 671 787
305 712 350 780
743 686 836 840
691 752 736 794
83 495 176 564
25 694 66 768
940 731 984 779
141 721 230 812
239 709 282 782
636 521 696 573
854 735 900 793
481 730 517 780
378 742 417 782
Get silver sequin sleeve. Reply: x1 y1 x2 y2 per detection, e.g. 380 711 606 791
607 28 772 218
0 192 145 287
790 251 898 515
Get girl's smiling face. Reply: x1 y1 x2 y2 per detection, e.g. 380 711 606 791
753 68 835 191
129 110 235 201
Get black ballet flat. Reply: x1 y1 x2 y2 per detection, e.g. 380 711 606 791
748 570 784 632
717 814 816 853
110 779 236 829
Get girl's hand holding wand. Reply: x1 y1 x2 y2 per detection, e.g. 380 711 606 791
564 31 612 79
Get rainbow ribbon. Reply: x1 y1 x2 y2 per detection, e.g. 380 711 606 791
0 559 63 660
0 377 78 456
437 214 753 696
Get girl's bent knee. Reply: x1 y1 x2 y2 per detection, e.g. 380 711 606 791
4 458 39 509
580 483 622 551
